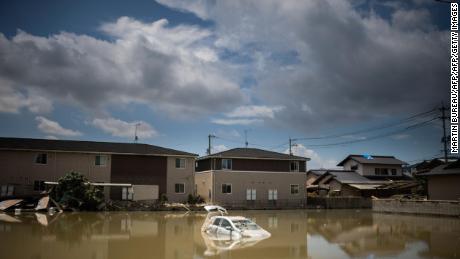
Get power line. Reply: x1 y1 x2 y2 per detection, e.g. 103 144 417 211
301 117 438 148
293 107 438 141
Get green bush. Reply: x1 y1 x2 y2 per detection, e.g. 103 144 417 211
50 172 105 211
159 193 168 204
187 194 204 204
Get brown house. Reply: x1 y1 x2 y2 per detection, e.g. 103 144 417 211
0 137 197 202
195 148 309 208
419 160 460 200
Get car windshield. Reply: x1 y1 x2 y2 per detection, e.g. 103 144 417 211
231 219 260 230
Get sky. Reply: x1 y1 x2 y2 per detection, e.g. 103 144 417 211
0 0 452 168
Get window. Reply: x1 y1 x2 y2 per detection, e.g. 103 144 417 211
375 168 389 176
35 153 47 164
290 161 299 172
122 187 133 200
222 184 232 194
0 185 14 197
246 189 256 200
350 164 358 170
391 169 397 175
221 219 232 229
290 184 299 195
212 218 222 226
222 159 232 170
175 158 186 169
34 181 46 192
95 155 107 166
268 189 278 200
175 183 185 194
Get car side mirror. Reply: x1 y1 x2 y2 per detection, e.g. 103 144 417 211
225 226 233 231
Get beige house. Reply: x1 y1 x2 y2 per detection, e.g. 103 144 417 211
338 155 407 180
195 148 309 208
0 137 197 202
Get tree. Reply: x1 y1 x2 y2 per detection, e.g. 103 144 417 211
50 172 105 211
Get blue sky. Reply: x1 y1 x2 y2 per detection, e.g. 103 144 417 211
0 0 452 168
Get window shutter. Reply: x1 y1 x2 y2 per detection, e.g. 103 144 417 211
252 189 256 200
7 186 14 196
122 187 127 200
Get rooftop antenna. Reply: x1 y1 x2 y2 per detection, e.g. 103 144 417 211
134 123 141 143
244 129 250 148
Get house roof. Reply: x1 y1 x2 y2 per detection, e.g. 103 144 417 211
312 170 381 185
419 160 460 176
198 147 309 161
337 154 406 166
307 169 354 176
406 159 445 174
0 137 198 157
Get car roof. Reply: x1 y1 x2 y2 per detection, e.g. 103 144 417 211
213 216 250 221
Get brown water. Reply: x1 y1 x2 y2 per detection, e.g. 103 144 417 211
0 210 459 259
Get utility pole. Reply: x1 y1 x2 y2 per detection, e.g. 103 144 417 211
207 134 216 155
440 103 449 162
289 137 298 156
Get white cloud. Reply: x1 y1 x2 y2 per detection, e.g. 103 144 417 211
0 80 52 114
212 105 284 125
226 105 284 119
285 144 339 169
211 118 262 126
45 135 58 140
0 17 245 118
91 117 158 139
212 144 228 153
35 116 82 137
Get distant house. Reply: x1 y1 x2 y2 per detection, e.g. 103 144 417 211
195 148 309 208
403 158 445 175
337 155 407 180
0 137 198 202
419 160 460 200
307 170 385 197
306 170 327 186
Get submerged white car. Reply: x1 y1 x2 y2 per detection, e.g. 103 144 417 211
201 205 271 240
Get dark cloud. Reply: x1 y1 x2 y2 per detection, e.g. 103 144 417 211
157 0 448 131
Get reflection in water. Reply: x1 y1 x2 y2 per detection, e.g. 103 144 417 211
0 210 459 259
201 231 266 256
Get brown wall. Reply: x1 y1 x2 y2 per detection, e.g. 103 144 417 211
111 155 167 195
0 150 111 195
196 158 306 172
427 175 460 200
196 158 211 172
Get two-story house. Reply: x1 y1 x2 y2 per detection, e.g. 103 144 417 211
337 155 407 180
195 148 309 208
0 137 197 202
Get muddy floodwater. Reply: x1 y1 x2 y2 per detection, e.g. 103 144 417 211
1 210 460 259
